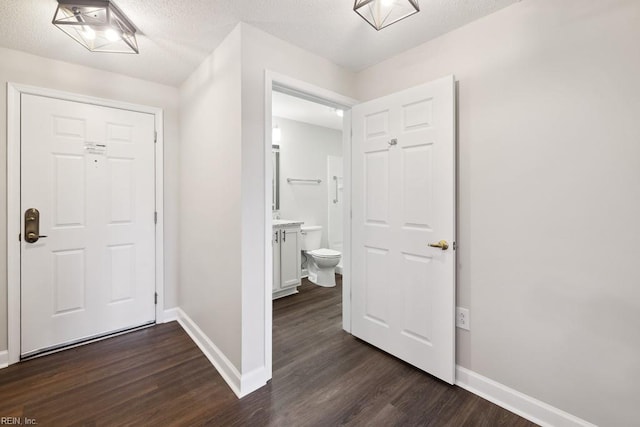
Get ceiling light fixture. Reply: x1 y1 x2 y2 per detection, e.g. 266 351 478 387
354 0 420 31
52 0 139 54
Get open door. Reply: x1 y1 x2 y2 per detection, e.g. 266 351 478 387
351 75 456 383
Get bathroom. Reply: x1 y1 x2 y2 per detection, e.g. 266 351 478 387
271 89 344 299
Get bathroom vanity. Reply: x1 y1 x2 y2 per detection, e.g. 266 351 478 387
272 220 302 299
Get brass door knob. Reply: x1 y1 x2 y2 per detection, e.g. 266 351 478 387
429 240 449 251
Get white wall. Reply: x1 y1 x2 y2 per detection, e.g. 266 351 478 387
355 0 640 425
0 46 181 352
274 117 343 248
178 27 243 370
239 22 356 381
175 22 355 395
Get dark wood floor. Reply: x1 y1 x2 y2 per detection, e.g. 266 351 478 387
0 277 537 426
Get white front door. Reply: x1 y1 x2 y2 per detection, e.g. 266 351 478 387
351 76 456 383
20 94 157 357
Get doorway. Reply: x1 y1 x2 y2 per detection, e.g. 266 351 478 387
264 73 357 379
272 90 344 277
7 84 166 364
264 73 457 386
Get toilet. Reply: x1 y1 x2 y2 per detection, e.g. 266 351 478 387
301 225 341 287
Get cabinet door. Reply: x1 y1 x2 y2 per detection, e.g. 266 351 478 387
280 228 301 288
272 229 281 291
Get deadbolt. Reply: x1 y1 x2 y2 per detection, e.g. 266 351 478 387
24 208 47 243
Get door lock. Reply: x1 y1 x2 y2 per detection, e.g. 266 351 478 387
24 208 47 243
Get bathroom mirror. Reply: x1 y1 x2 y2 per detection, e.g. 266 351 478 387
272 145 280 211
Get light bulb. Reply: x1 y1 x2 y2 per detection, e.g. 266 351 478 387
381 0 394 7
105 28 121 42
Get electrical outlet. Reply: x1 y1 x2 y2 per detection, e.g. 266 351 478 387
456 307 470 330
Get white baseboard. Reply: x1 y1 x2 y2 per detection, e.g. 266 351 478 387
455 366 595 427
162 307 179 323
175 308 242 396
174 308 268 398
240 366 270 397
0 309 269 397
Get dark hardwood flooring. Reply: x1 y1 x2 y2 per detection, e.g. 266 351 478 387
0 277 537 426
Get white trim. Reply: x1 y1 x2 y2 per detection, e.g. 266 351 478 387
175 308 241 395
341 109 353 333
264 71 358 383
0 351 8 369
175 308 269 398
263 74 274 381
162 308 179 323
456 366 596 427
7 84 21 365
174 309 237 397
6 82 165 364
268 71 358 108
240 366 270 397
154 111 166 324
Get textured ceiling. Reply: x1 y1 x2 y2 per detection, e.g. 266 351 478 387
0 0 520 87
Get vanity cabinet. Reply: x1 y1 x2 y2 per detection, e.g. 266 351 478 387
273 224 301 299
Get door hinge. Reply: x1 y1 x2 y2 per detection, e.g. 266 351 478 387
154 292 158 305
154 211 158 224
154 131 158 143
18 233 21 242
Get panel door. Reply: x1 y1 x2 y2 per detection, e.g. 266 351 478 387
21 94 156 357
351 76 456 383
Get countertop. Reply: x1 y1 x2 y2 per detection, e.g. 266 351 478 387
272 219 304 227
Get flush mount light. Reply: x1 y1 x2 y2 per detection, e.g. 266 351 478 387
53 0 139 54
354 0 420 31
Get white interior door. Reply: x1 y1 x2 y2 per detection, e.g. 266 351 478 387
351 75 456 383
20 94 157 357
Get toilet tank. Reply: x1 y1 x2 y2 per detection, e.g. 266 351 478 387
301 225 322 251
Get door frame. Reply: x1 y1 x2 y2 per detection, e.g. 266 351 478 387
6 83 165 365
263 71 357 378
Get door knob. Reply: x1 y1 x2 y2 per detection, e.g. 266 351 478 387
428 240 449 251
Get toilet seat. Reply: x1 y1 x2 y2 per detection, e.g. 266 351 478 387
308 248 341 258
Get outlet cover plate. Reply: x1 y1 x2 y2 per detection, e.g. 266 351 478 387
456 307 470 330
